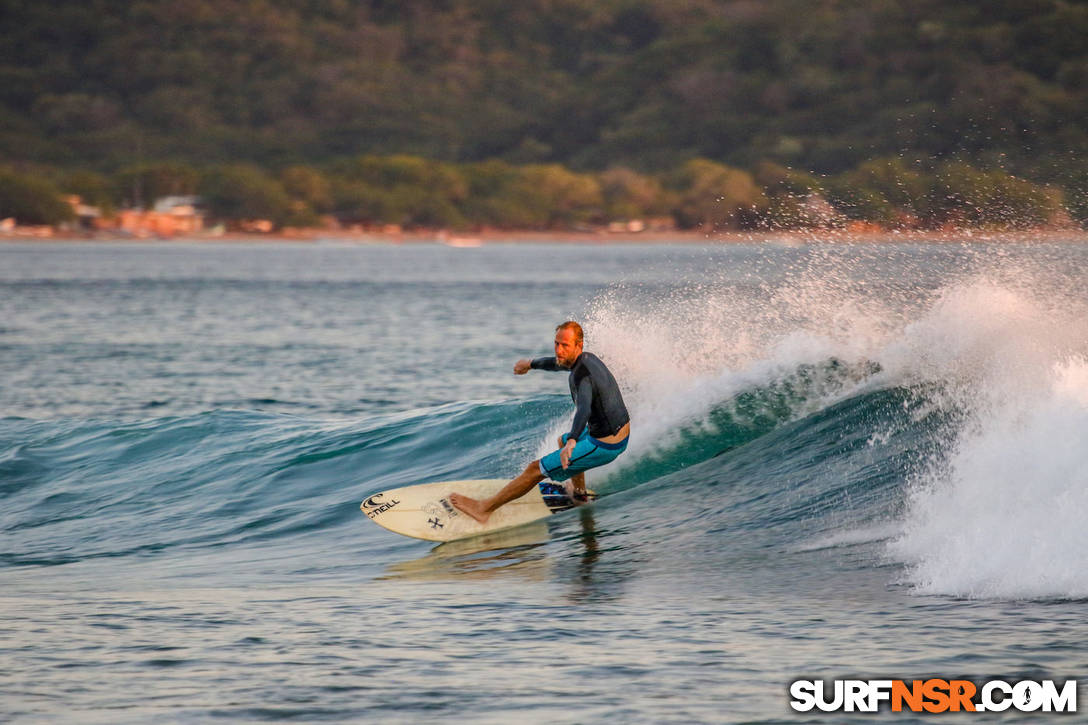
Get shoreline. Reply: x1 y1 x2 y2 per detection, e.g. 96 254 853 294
3 227 1087 245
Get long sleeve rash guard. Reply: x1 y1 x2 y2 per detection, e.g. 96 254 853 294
530 352 630 441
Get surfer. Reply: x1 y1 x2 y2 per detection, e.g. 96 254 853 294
450 321 630 524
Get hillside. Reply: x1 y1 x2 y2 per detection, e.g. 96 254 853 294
2 1 1084 175
1 0 1085 229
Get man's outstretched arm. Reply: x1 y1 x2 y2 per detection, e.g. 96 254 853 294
515 357 562 374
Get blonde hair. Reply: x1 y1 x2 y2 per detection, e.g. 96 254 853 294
556 320 583 345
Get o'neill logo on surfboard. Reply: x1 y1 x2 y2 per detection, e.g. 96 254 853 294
361 493 401 519
359 479 596 543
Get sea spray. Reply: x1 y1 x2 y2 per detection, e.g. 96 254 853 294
885 272 1088 598
574 245 929 481
890 355 1088 598
568 245 1088 600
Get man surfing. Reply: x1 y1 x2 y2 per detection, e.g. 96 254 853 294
450 321 631 524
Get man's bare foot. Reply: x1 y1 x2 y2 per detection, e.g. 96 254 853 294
449 493 491 524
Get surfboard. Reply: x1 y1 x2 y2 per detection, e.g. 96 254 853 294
360 479 597 543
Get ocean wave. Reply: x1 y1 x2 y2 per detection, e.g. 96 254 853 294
891 352 1088 599
582 251 1088 600
879 274 1088 599
0 365 927 572
4 253 1087 602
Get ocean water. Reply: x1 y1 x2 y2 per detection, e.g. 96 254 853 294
2 238 1087 723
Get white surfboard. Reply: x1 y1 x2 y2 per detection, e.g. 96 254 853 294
361 479 597 543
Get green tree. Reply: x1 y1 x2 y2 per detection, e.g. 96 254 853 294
923 162 1063 228
114 163 200 208
329 179 393 225
668 159 766 230
459 160 524 227
59 170 117 215
752 161 823 199
509 165 604 228
330 155 468 227
753 161 834 228
279 165 332 227
0 169 75 224
598 167 666 221
198 164 291 227
280 166 332 213
823 159 920 226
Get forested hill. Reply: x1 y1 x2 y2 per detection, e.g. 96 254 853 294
3 0 1085 183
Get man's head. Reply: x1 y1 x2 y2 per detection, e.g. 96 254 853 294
554 321 583 368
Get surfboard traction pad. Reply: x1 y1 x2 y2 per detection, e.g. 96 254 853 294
361 479 598 543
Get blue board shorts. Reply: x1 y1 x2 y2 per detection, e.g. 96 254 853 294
538 428 629 482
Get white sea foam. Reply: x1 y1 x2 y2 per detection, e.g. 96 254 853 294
890 353 1088 599
535 279 860 469
580 259 903 464
565 246 1088 599
878 268 1088 599
792 522 901 553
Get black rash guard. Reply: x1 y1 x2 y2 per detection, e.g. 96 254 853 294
530 352 630 441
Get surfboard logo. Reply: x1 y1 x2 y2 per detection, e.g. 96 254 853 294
362 493 401 519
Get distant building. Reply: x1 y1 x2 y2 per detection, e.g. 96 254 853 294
153 195 204 234
607 219 648 233
64 195 102 230
119 196 204 237
238 219 274 233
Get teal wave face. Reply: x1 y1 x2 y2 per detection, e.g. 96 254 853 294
0 362 954 573
0 399 565 568
602 357 884 490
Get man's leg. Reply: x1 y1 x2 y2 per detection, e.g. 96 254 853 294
571 471 587 498
449 460 545 524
